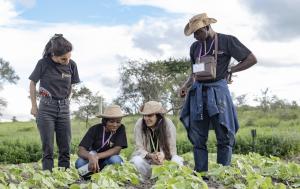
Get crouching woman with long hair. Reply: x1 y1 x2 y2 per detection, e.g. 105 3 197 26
131 101 183 180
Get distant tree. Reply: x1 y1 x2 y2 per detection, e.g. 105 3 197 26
12 116 17 122
71 85 103 127
270 96 287 110
0 99 7 117
0 58 20 116
0 58 19 85
291 101 298 110
235 94 248 107
254 88 274 112
254 88 299 113
114 58 190 114
114 60 164 114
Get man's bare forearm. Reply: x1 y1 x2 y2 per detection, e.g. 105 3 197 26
231 53 257 73
97 146 122 160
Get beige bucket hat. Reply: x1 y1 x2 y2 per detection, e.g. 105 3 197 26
97 104 126 118
184 13 217 36
139 101 167 115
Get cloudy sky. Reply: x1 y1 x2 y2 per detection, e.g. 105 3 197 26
0 0 299 121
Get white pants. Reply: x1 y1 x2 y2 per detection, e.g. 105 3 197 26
130 155 183 179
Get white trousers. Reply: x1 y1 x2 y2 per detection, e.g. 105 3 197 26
130 155 183 179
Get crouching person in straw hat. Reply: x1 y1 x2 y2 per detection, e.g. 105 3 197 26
179 13 257 174
131 101 183 180
75 105 127 179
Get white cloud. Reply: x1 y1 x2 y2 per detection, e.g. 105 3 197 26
14 0 36 8
0 0 19 26
1 0 300 121
121 0 236 15
229 66 300 105
0 84 31 121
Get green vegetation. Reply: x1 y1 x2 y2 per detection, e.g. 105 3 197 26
1 106 300 164
0 103 300 188
0 153 299 188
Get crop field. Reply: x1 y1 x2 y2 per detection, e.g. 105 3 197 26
0 110 300 188
0 153 300 188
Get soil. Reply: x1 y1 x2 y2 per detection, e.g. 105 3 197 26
123 177 225 189
124 179 155 189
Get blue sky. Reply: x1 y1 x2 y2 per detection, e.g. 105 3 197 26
0 0 300 121
15 0 173 25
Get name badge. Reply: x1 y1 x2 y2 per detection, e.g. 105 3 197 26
193 63 205 73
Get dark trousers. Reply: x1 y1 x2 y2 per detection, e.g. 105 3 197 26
36 97 71 171
187 91 235 172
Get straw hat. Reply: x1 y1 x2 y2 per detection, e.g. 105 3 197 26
184 13 217 36
139 101 167 115
97 104 126 118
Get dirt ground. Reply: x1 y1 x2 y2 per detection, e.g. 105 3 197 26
124 177 225 189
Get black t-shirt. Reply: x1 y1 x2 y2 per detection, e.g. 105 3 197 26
190 33 251 82
79 123 128 153
29 57 80 99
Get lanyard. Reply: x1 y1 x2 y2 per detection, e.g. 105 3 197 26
101 128 113 149
149 130 159 152
197 38 215 60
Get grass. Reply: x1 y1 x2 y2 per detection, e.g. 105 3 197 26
0 107 300 163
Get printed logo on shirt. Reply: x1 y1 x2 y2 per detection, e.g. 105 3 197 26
62 73 71 79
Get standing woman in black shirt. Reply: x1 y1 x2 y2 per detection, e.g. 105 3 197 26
29 34 80 171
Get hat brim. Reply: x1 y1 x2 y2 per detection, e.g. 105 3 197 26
96 114 127 118
139 109 167 115
184 17 217 36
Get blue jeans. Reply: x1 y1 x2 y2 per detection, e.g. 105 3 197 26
188 111 235 172
75 155 123 170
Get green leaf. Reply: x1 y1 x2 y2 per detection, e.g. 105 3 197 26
69 184 81 189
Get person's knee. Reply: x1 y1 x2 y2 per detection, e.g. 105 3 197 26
191 136 208 149
171 155 184 166
130 156 151 179
43 150 54 158
108 155 123 164
75 158 88 169
130 156 144 166
188 131 208 148
217 133 235 148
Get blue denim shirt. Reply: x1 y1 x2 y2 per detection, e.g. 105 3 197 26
180 79 239 135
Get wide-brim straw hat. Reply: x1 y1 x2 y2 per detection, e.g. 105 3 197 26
139 101 167 115
184 13 217 36
97 104 126 118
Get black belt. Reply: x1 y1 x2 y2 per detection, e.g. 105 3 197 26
52 96 67 100
41 96 69 104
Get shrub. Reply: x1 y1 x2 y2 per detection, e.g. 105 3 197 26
276 110 298 120
0 140 41 163
255 118 281 127
234 135 300 158
176 140 193 155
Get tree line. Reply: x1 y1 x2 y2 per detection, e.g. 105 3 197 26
0 58 19 117
114 58 191 114
1 57 298 126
